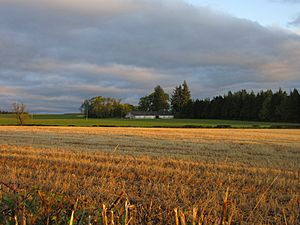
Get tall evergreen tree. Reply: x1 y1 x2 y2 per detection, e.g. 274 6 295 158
259 96 271 121
271 88 286 121
258 90 273 121
171 81 191 117
171 85 182 113
181 81 191 106
210 96 224 119
240 91 256 120
278 89 300 122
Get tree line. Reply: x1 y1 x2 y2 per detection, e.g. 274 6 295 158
136 81 300 123
81 82 300 123
80 96 133 118
1 84 299 123
175 88 300 123
0 110 11 114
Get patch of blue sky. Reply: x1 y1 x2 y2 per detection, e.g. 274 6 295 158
185 0 300 28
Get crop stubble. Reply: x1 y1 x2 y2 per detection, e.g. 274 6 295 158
0 126 299 224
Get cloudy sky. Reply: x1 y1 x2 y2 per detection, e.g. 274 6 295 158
1 0 300 113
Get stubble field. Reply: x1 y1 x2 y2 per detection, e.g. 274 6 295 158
0 126 299 224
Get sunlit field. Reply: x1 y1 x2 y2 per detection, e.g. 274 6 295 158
0 126 299 224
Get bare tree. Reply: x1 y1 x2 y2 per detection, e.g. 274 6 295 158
12 102 29 125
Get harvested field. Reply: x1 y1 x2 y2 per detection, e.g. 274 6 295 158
0 126 300 224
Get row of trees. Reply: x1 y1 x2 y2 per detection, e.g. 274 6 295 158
138 81 192 113
80 96 133 118
3 85 299 123
80 83 188 118
136 82 300 123
0 110 11 114
183 89 300 123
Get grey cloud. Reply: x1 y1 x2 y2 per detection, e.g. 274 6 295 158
0 0 300 112
289 14 300 26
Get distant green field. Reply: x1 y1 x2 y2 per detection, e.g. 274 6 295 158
1 113 300 128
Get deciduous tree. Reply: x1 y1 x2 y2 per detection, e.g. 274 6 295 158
80 97 132 118
152 85 169 111
139 86 169 112
12 102 29 125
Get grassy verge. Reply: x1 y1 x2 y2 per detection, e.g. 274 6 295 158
1 114 300 128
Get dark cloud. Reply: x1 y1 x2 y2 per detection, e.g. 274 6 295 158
0 0 300 113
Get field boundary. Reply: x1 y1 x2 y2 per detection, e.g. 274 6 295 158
1 123 300 129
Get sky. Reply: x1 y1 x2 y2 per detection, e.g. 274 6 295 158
187 0 300 28
0 0 300 113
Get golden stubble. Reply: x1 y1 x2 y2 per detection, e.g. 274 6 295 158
0 126 299 224
1 126 300 146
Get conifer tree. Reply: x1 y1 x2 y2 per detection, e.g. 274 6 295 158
171 85 182 113
181 80 191 107
171 81 191 116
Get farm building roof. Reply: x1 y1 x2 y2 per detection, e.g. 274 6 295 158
130 111 173 116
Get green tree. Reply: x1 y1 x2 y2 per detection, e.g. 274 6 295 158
138 93 154 111
152 85 169 111
239 90 256 120
271 88 287 121
278 89 300 122
139 86 169 112
181 80 191 106
181 99 194 118
80 96 130 118
80 100 91 118
171 85 182 113
121 104 134 117
171 81 191 117
258 90 273 121
210 96 224 119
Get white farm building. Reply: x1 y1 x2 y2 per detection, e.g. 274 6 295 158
126 111 174 119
